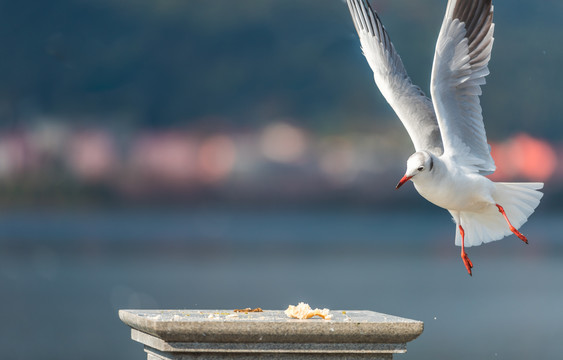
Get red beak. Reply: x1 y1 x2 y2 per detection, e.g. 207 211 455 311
395 175 412 189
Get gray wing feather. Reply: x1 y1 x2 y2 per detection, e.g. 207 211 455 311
347 0 443 155
431 0 496 174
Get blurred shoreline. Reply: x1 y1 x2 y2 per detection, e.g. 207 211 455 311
0 120 561 208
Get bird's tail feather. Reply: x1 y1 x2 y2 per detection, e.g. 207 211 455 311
454 182 543 247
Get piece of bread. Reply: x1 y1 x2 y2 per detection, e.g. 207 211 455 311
285 302 332 320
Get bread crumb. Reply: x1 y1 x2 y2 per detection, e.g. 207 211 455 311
285 302 332 320
234 308 263 313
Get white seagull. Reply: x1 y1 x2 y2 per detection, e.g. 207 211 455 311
346 0 543 275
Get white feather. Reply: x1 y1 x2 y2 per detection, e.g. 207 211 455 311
431 1 496 175
346 0 443 155
453 183 544 247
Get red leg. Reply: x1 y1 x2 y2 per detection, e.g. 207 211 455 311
459 225 473 276
496 204 528 244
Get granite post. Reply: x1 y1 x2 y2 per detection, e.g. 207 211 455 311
119 309 423 359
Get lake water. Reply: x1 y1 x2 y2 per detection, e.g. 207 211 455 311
1 207 562 360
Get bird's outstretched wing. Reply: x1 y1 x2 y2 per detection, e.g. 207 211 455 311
431 0 496 174
346 0 443 155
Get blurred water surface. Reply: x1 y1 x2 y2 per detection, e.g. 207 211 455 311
0 207 561 360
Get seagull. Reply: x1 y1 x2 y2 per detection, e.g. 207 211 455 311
346 0 543 275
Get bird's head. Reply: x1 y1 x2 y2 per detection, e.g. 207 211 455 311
396 151 434 189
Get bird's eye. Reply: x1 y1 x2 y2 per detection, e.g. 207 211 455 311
418 166 424 171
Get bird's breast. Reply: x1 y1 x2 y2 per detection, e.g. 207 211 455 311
413 172 492 212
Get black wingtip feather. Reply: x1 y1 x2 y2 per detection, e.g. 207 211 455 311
452 0 493 48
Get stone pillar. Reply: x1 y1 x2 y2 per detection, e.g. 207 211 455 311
119 309 423 359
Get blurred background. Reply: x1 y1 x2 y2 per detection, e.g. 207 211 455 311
1 0 562 359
